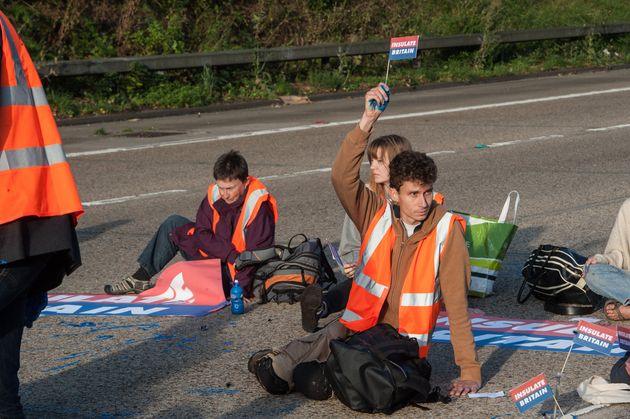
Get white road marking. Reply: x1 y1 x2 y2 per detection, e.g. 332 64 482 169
66 86 630 158
586 123 630 132
488 134 564 148
85 154 457 206
82 189 187 207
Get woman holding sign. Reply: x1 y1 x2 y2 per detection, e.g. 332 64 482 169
301 124 445 333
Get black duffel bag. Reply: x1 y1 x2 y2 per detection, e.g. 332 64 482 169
324 323 449 414
518 244 602 315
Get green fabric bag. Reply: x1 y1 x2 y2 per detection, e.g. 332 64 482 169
453 191 519 297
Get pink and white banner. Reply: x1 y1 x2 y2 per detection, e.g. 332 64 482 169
44 259 228 317
433 312 625 356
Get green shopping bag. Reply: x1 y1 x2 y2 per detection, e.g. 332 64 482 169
453 191 519 297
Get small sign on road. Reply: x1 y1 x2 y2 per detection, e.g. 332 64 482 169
618 325 630 351
509 373 554 413
574 320 617 356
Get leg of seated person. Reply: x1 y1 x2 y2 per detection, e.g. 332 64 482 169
610 351 630 385
105 215 192 294
301 280 352 332
137 214 193 277
321 279 352 316
585 264 630 306
267 320 350 388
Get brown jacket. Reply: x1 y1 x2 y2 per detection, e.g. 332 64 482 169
331 125 481 382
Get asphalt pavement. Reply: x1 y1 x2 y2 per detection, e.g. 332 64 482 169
19 68 630 418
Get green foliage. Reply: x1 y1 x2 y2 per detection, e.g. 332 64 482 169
3 0 630 117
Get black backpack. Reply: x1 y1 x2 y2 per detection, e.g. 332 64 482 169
325 324 450 414
518 244 603 315
235 234 336 304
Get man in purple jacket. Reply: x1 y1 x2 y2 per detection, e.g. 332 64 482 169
104 150 277 298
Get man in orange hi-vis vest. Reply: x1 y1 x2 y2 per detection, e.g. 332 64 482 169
104 150 277 299
249 84 481 402
0 10 83 418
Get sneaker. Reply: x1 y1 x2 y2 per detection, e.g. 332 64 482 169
293 361 332 400
104 276 151 295
248 348 272 374
254 356 290 395
300 284 323 332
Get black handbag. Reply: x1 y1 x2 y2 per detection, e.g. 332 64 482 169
324 324 449 414
518 245 602 315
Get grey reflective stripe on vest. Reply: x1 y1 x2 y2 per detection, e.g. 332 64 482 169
0 15 48 107
400 292 435 307
352 204 393 299
0 85 48 106
432 212 454 301
210 184 220 203
0 143 67 172
237 188 269 242
399 331 430 347
340 308 363 323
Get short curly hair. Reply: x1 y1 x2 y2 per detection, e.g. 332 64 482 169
389 151 437 191
213 150 248 182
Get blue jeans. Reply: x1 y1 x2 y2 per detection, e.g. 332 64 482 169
0 253 54 419
137 215 233 297
137 215 193 277
585 264 630 305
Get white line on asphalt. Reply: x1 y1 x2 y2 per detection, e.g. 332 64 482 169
488 134 564 148
82 189 187 207
66 86 630 158
84 153 460 207
586 123 630 132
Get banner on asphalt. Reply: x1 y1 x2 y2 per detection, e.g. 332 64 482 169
433 313 626 356
44 259 228 317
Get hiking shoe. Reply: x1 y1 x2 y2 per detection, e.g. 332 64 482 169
254 356 290 395
300 284 323 333
248 348 273 374
293 361 332 400
104 276 151 295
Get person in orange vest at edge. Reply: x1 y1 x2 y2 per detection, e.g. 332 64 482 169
248 83 481 401
104 149 278 300
0 11 84 418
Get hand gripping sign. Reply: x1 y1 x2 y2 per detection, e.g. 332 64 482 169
573 320 617 356
509 373 554 414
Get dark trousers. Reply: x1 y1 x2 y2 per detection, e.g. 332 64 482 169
322 278 352 316
0 253 53 419
611 351 630 385
137 215 232 297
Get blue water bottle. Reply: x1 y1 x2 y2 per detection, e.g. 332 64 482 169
230 280 244 315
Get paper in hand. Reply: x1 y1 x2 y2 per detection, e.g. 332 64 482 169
327 243 345 271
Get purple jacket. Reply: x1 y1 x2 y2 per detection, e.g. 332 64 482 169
169 189 275 296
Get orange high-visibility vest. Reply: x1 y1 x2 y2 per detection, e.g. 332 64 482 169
0 11 83 225
340 202 465 357
197 176 277 278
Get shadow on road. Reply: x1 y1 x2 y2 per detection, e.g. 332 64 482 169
76 219 131 243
